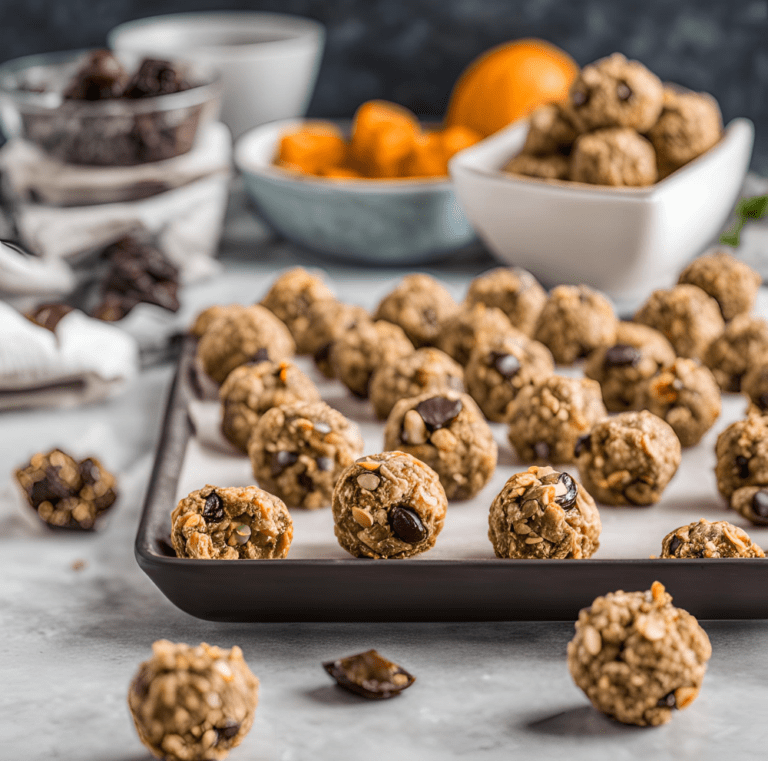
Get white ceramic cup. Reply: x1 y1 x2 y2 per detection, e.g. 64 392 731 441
109 12 325 139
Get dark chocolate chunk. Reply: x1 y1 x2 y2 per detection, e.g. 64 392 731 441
617 82 632 101
314 343 332 366
63 49 129 100
533 441 550 460
79 458 100 485
124 59 190 98
323 649 415 700
574 434 591 458
554 473 578 510
751 489 768 520
668 535 682 555
29 471 69 507
389 505 427 544
247 348 270 365
757 392 768 411
271 451 298 477
736 455 750 479
490 351 521 379
571 88 589 107
298 472 314 492
657 691 677 708
202 492 224 523
214 719 241 743
416 396 463 430
316 456 334 472
604 344 641 369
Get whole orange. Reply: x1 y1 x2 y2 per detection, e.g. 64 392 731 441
446 39 579 137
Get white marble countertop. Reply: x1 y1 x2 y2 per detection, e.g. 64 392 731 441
3 217 768 760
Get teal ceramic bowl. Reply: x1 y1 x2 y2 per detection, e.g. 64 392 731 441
234 119 476 264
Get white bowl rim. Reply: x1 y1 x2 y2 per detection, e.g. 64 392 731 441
108 12 324 58
234 117 455 194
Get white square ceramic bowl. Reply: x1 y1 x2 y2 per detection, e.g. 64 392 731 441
449 118 754 309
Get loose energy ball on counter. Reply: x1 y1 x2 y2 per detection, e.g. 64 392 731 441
331 319 414 398
465 333 555 422
219 360 320 453
503 152 570 181
660 519 764 559
576 411 681 505
172 485 293 560
488 466 601 559
715 416 768 501
259 267 336 353
521 102 579 156
703 314 768 392
741 361 768 415
332 452 447 559
730 486 768 526
636 358 721 448
570 127 657 187
677 249 761 322
248 401 363 509
507 375 607 464
584 322 675 412
196 304 295 385
128 639 259 761
190 304 240 339
384 391 497 500
15 449 117 530
633 284 725 360
534 285 618 365
567 581 711 727
374 273 459 348
464 266 548 337
369 347 464 420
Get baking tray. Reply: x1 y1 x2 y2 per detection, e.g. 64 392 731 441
136 337 768 621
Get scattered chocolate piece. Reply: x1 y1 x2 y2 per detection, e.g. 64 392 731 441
736 455 750 479
490 351 521 379
271 451 298 477
202 492 224 523
323 649 415 700
389 505 427 544
416 396 463 430
604 344 641 368
668 535 682 555
26 303 74 332
751 490 768 520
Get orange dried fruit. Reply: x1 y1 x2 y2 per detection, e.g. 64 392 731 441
277 122 347 175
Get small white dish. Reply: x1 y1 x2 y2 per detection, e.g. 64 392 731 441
449 117 754 308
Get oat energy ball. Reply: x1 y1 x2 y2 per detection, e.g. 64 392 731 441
503 152 570 181
661 519 764 558
464 266 548 337
584 322 676 412
570 128 657 187
302 300 371 378
678 249 761 322
649 90 722 177
637 358 721 448
196 304 295 384
715 415 768 500
465 333 555 422
633 284 725 360
436 302 520 366
219 360 320 453
332 319 414 398
171 485 293 560
332 452 447 559
534 285 618 365
567 581 711 727
248 401 363 509
259 267 336 353
567 53 664 133
369 347 464 420
374 273 459 348
190 304 239 339
488 466 601 559
384 391 498 500
15 449 117 530
703 314 768 392
128 640 259 761
731 486 768 526
576 411 681 505
522 102 579 156
742 361 768 415
507 375 607 464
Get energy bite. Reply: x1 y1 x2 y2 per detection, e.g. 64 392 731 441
576 411 681 506
436 302 520 366
570 128 657 187
534 285 618 365
507 375 607 464
636 358 721 448
332 451 447 559
248 401 363 509
302 300 371 378
488 466 601 559
660 519 764 558
332 319 414 398
503 152 570 181
15 449 117 530
703 314 768 392
369 347 464 420
567 581 711 727
464 266 548 337
219 360 320 453
259 267 336 353
171 485 293 560
633 284 725 360
522 102 579 156
196 304 295 384
128 640 259 761
384 391 498 500
730 486 768 526
678 249 761 322
190 304 239 339
714 416 768 501
584 322 675 412
374 273 459 348
465 333 554 422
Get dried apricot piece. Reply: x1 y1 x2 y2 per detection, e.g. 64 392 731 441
277 122 347 175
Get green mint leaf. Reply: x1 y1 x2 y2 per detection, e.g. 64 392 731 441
719 230 741 247
741 195 768 220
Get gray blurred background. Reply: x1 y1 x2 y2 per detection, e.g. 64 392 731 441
1 0 766 172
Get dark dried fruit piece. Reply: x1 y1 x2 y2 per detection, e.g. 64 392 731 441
202 492 224 522
389 505 427 544
758 392 768 411
604 344 641 368
214 719 241 743
247 348 270 365
657 691 676 708
63 49 128 100
736 455 750 479
297 472 314 492
271 450 298 476
574 434 591 458
668 535 682 555
554 473 578 510
617 82 632 101
416 396 463 430
316 456 334 472
751 490 768 521
490 351 521 379
314 343 332 366
323 649 415 699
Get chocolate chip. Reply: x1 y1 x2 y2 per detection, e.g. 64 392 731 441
316 456 334 472
79 458 99 485
751 489 768 520
389 505 427 544
554 473 578 510
490 351 521 379
416 396 463 430
668 535 682 555
604 344 641 369
314 421 332 434
757 392 768 411
247 348 270 365
298 472 314 492
657 691 676 708
533 441 550 460
736 455 750 479
323 649 416 700
271 451 298 477
215 719 241 742
571 88 589 107
314 343 332 366
123 59 190 98
617 82 632 101
202 492 224 522
574 434 591 458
